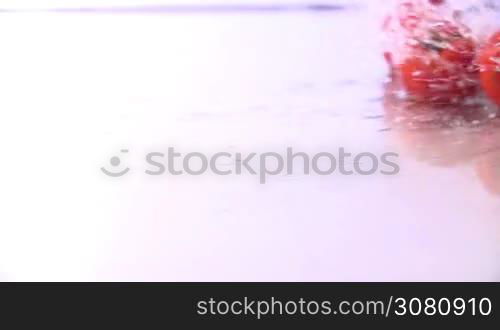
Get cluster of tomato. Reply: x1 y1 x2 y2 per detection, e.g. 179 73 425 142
384 0 500 107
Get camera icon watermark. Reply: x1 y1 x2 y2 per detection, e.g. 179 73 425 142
100 149 130 177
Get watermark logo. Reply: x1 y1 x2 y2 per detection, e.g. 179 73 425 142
101 147 400 183
100 149 130 177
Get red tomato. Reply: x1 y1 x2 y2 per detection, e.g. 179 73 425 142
440 37 476 65
488 31 500 45
397 17 478 103
400 56 476 103
479 36 500 106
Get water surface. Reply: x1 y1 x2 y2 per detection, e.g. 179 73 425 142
0 4 499 281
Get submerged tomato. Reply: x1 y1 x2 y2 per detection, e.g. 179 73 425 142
479 37 500 106
400 56 476 103
384 2 483 104
396 18 478 103
440 38 476 65
488 31 500 45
